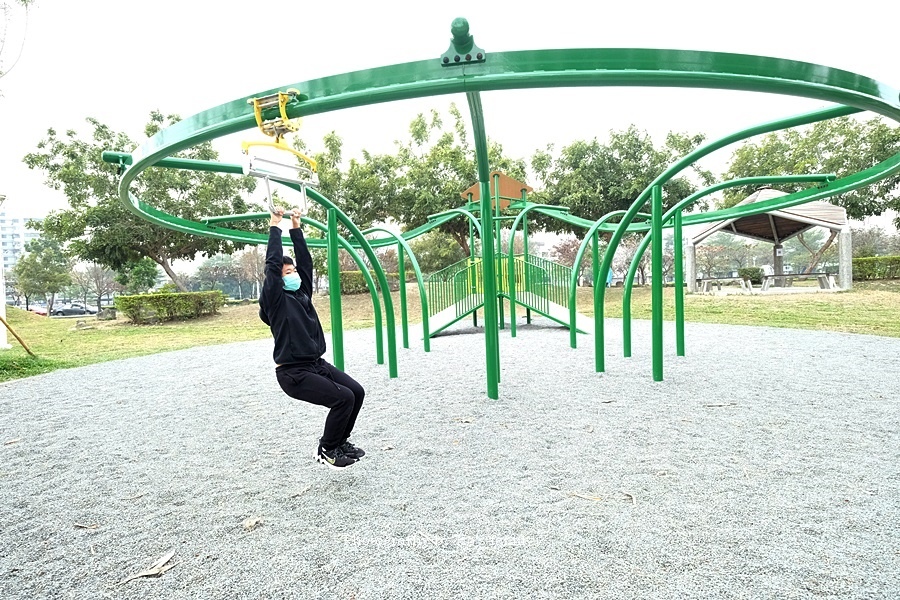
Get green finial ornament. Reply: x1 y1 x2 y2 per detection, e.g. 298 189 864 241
441 17 485 66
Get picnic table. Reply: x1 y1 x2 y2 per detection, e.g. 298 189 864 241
696 276 752 293
761 272 836 291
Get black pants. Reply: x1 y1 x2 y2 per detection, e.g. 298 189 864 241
275 358 365 451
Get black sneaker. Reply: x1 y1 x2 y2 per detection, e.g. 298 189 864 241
339 440 366 459
316 445 357 469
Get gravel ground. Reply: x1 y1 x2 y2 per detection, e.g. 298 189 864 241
1 317 898 599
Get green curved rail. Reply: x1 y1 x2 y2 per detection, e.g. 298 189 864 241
107 45 898 251
363 226 431 352
302 217 385 365
621 174 837 357
567 211 653 348
506 203 571 338
102 27 900 396
427 208 483 238
590 103 874 373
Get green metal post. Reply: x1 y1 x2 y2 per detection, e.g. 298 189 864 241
509 228 517 339
469 193 478 329
622 173 837 359
399 241 409 349
467 92 499 399
592 229 600 332
494 173 505 331
522 189 531 324
326 208 344 370
300 217 383 366
651 186 664 382
674 211 685 357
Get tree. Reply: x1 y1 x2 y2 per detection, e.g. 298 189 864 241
851 226 896 258
695 244 728 278
348 105 526 256
376 248 398 274
531 126 715 235
0 0 34 87
70 262 119 307
613 234 649 284
115 257 160 295
721 116 900 226
69 267 92 306
12 238 71 313
550 236 591 280
238 246 265 298
408 231 467 275
83 262 118 307
23 112 260 291
196 254 238 292
4 273 22 306
793 229 838 273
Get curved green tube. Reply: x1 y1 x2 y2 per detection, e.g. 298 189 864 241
101 35 900 394
592 104 866 373
566 211 653 349
427 208 483 238
505 204 570 338
363 226 431 352
301 216 385 366
622 173 838 357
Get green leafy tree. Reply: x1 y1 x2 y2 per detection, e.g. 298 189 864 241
341 105 525 256
721 116 900 226
23 112 260 291
531 126 714 235
409 231 467 275
197 254 239 292
396 106 526 254
115 257 160 295
12 238 71 313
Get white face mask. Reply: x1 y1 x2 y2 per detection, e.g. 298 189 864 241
283 272 302 291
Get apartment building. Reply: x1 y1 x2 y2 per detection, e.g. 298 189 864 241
1 210 42 273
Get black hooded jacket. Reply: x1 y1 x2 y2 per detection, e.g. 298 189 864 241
259 226 327 365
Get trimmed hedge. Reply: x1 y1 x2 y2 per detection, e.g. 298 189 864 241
852 256 900 280
337 271 401 295
115 291 225 324
738 267 763 285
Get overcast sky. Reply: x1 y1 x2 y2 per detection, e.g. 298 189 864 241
1 0 898 229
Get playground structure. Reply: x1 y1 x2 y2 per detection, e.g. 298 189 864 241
101 18 900 400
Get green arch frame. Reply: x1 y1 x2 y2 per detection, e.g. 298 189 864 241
103 21 900 398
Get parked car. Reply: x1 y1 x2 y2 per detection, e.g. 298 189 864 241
29 306 48 316
52 303 97 316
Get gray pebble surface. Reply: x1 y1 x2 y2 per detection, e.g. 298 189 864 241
1 317 898 599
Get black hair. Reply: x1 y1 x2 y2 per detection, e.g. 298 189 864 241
282 256 294 266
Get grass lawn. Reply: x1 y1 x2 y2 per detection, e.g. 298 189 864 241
1 279 898 382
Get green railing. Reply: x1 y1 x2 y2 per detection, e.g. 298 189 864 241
523 254 572 309
425 257 479 317
452 263 483 319
425 252 573 321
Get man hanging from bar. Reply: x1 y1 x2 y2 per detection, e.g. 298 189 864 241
259 207 366 470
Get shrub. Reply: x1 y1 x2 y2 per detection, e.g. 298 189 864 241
738 267 763 285
852 256 900 280
114 291 225 324
335 271 401 295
